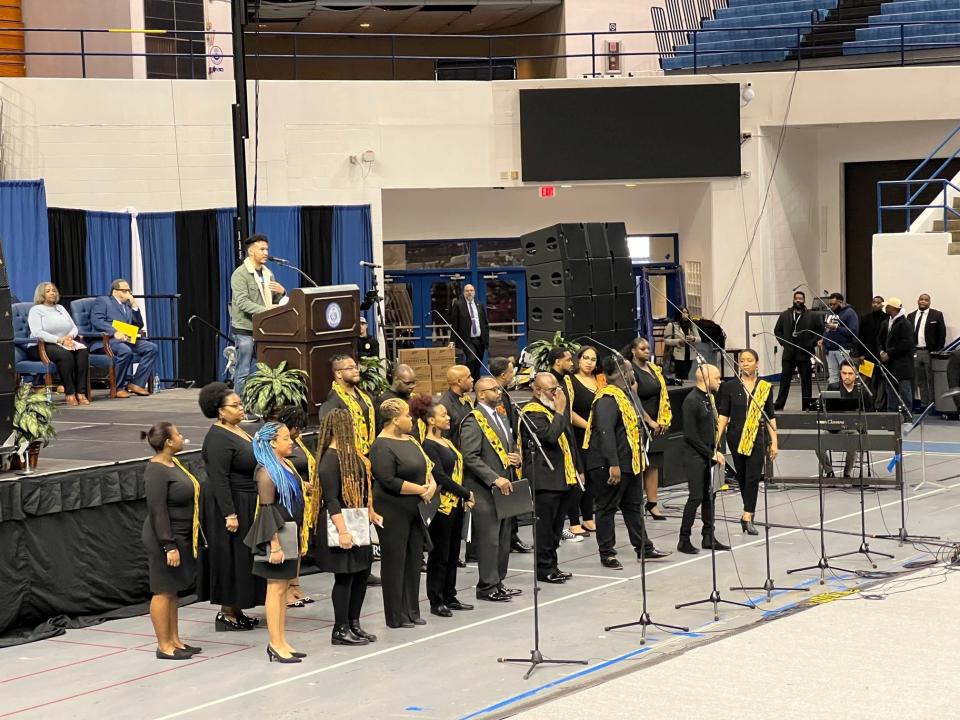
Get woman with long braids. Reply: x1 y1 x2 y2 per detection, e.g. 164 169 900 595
410 394 475 618
312 409 382 645
196 382 263 631
717 349 778 535
244 422 306 663
629 337 672 521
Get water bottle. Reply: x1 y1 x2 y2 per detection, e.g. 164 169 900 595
153 372 162 394
45 385 53 403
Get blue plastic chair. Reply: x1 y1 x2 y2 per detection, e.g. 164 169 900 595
70 297 118 398
11 302 57 388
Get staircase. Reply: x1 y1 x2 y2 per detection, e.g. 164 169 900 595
930 197 960 254
845 0 960 55
794 0 893 58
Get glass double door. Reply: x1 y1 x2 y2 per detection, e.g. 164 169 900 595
384 271 526 360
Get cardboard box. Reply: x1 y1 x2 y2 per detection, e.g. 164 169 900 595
413 365 432 381
428 347 456 365
431 378 449 395
431 364 454 381
413 381 433 397
398 348 429 366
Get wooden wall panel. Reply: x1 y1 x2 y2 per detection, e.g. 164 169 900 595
0 0 24 77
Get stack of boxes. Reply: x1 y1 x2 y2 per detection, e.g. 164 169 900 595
397 346 457 396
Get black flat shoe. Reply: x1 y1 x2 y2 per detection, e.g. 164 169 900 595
267 645 302 662
177 644 202 654
511 539 534 554
677 539 699 554
497 584 522 596
332 625 369 645
431 604 453 617
741 518 759 536
641 547 672 560
702 537 731 551
446 599 474 611
645 501 667 521
411 617 427 626
366 574 382 586
156 648 193 660
557 570 573 580
477 591 512 602
349 622 377 642
600 556 623 569
538 572 566 584
388 620 416 628
215 612 253 632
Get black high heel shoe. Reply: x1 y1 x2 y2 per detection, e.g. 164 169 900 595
645 501 667 521
740 518 759 536
267 645 302 663
215 612 253 632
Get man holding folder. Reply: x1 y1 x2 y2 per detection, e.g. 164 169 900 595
91 278 159 397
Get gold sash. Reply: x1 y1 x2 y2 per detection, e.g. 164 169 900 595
471 408 509 469
333 383 376 455
518 402 577 486
737 380 772 456
582 385 645 474
429 437 464 515
171 457 201 559
294 436 320 549
648 362 672 427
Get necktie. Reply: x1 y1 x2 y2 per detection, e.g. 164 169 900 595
915 310 924 332
469 302 480 337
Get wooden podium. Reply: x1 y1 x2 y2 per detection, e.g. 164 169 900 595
253 285 360 416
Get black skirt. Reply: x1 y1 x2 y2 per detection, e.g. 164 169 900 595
311 509 374 575
143 520 196 595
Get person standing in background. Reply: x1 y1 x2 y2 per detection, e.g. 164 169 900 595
907 294 946 406
858 295 887 409
375 364 417 433
820 292 859 389
448 284 489 380
772 291 818 410
663 307 700 381
878 297 916 415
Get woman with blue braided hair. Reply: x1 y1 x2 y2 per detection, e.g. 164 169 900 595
244 422 306 663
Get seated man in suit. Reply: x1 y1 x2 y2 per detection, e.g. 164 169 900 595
90 278 159 398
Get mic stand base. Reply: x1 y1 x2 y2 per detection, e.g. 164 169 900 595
498 651 588 681
831 542 893 569
876 528 940 543
604 612 688 645
786 556 856 585
675 590 756 623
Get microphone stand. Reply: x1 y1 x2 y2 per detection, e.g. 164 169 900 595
361 265 395 363
269 258 319 288
435 310 588 678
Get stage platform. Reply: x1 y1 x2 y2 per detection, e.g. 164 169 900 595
0 395 957 719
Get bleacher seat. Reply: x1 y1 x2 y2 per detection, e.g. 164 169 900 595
11 302 57 389
844 0 960 54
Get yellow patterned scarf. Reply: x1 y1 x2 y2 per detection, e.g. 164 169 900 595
737 380 772 456
294 436 319 548
582 385 645 474
171 457 202 559
648 362 672 427
429 436 464 516
333 382 375 455
415 418 427 444
563 374 575 409
518 402 577 486
472 408 509 469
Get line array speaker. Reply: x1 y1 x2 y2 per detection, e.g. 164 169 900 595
0 239 15 445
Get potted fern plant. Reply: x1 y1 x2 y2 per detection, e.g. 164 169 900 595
359 356 390 396
524 331 581 374
240 361 309 420
10 383 57 471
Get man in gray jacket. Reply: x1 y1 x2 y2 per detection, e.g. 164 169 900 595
229 234 285 399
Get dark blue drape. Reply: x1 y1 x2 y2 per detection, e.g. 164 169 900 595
216 208 236 379
333 205 374 329
137 212 177 382
249 206 301 292
0 180 52 302
85 211 132 297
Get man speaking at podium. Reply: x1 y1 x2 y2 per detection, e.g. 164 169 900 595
230 234 286 399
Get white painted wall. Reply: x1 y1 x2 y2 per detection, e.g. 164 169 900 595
562 0 663 78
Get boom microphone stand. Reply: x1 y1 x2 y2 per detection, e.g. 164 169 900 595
435 310 587 678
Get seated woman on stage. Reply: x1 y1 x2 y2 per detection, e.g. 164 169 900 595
370 398 437 628
410 394 475 618
313 408 381 645
27 282 90 406
716 349 778 536
244 422 306 663
629 337 672 521
141 422 202 660
276 406 318 608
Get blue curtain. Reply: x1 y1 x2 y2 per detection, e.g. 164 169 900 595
0 180 52 302
216 208 237 379
249 206 301 292
137 212 177 382
85 211 132 297
333 205 374 329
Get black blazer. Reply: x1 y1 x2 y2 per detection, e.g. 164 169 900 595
773 307 819 357
906 308 946 351
518 404 580 493
583 394 635 473
449 297 489 349
878 315 916 382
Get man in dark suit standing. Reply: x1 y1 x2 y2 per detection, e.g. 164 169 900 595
448 284 489 380
460 376 522 602
90 278 159 398
907 293 946 406
878 297 916 415
773 291 819 410
437 364 474 446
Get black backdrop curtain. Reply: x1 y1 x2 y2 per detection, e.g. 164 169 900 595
300 206 334 287
47 209 88 309
176 210 221 386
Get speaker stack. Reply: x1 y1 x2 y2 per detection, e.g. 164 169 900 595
0 239 15 447
522 222 637 357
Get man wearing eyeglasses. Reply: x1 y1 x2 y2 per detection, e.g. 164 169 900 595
320 354 376 456
90 278 159 398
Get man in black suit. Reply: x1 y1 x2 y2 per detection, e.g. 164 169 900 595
878 297 916 416
518 373 579 584
448 284 489 380
437 364 474 446
773 291 819 410
460 376 522 602
490 356 532 554
907 293 946 406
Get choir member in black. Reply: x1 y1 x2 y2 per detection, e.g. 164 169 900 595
243 422 306 663
141 422 202 660
716 350 778 536
411 395 477 616
438 364 475 445
196 382 263 631
583 357 671 570
461 376 523 601
319 354 377 456
313 409 380 645
567 346 601 537
628 338 672 521
375 364 417 433
519 373 580 583
678 364 729 554
370 398 438 627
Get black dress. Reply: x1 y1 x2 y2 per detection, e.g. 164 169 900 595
634 366 666 468
313 449 373 574
567 375 598 525
246 466 303 581
570 375 598 452
196 425 266 608
423 437 470 608
717 379 775 514
142 461 197 595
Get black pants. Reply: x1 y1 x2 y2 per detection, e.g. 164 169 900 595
535 489 568 578
466 478 511 596
680 457 715 540
732 448 764 514
775 353 812 409
459 339 486 381
565 480 596 525
674 359 693 382
28 345 89 396
379 509 425 626
427 505 464 608
332 569 369 625
589 468 653 558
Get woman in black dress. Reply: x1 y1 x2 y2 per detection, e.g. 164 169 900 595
313 409 381 645
370 398 437 628
717 349 779 535
196 382 263 631
141 422 202 660
411 395 475 618
244 422 306 663
629 337 672 521
277 406 317 607
568 345 601 536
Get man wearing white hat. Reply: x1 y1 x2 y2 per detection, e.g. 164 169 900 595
878 297 916 415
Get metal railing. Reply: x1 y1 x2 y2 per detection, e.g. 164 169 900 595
6 23 960 79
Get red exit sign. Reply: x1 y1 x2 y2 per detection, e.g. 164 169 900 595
539 186 555 198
